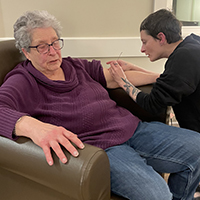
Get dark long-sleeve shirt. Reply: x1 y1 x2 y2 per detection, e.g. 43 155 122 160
137 34 200 132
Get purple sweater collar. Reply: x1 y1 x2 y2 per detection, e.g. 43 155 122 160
25 60 79 92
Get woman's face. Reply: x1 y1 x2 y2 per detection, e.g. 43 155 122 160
23 27 62 77
140 30 163 62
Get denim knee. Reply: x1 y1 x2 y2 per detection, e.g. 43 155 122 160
106 144 172 200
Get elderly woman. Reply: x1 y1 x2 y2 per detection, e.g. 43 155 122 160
1 10 200 200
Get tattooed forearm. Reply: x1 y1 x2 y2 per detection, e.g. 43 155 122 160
122 77 132 94
121 78 141 101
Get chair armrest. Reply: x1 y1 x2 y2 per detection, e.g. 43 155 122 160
0 136 110 200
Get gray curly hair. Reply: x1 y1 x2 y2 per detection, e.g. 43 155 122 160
13 10 62 53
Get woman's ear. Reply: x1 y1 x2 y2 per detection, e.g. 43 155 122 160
157 32 167 45
22 48 31 60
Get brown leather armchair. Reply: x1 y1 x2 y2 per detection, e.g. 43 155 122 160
0 40 168 200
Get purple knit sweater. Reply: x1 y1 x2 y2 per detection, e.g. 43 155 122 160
0 57 140 149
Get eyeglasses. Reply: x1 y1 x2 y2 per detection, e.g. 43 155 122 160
29 39 64 54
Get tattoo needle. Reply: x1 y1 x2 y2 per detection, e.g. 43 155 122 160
117 52 123 61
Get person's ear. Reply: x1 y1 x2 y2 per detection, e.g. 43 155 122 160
22 48 31 60
157 32 167 46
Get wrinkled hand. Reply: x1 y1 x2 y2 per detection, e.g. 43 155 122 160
33 124 84 166
108 61 127 87
15 116 85 166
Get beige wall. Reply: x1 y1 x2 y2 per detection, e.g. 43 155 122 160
1 0 154 37
0 0 166 73
0 1 4 37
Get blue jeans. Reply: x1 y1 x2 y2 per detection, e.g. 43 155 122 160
105 121 200 200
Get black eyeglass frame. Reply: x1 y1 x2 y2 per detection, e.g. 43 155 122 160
29 39 64 54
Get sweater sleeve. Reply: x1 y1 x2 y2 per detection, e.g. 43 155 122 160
137 47 200 115
0 70 35 140
70 57 106 87
87 59 106 87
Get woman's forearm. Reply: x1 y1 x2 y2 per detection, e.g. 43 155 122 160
125 70 159 87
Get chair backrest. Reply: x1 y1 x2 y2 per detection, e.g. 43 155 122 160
0 40 26 86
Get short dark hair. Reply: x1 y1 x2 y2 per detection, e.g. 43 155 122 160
140 9 182 43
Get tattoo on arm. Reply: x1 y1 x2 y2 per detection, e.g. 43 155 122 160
121 78 140 101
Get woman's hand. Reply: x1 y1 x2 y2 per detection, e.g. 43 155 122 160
108 61 127 87
107 59 146 72
107 59 160 87
15 116 85 166
107 59 159 74
107 60 132 71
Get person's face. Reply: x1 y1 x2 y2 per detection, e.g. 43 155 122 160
22 27 62 76
140 30 163 62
